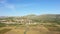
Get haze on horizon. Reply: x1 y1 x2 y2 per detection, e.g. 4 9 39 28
0 0 60 16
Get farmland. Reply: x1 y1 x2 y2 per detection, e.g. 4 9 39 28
0 14 60 34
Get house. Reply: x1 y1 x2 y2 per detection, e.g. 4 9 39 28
0 18 36 24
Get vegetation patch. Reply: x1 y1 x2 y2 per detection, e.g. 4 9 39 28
0 29 11 34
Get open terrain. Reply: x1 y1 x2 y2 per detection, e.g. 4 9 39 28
0 23 60 34
0 14 60 34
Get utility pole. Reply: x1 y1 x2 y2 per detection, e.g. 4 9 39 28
24 19 31 34
24 24 28 34
55 15 59 23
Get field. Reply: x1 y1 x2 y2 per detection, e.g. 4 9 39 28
0 23 60 34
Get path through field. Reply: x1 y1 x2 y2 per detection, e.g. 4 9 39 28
4 25 50 34
0 24 60 34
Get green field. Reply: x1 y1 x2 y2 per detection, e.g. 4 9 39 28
0 23 60 34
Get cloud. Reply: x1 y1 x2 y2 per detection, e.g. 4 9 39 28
0 0 15 10
0 0 7 3
5 4 15 10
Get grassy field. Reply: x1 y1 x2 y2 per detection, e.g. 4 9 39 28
0 23 60 34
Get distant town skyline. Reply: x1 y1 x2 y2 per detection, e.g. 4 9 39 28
0 0 60 16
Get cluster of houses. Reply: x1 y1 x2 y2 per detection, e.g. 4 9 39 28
0 18 37 24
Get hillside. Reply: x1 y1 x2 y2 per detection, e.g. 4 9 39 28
0 14 60 24
0 14 60 34
22 14 60 24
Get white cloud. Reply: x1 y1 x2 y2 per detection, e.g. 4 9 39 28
0 0 7 4
5 4 15 10
0 0 15 10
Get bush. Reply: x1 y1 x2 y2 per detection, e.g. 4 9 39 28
0 23 6 27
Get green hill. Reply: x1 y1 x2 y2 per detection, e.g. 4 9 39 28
0 14 60 24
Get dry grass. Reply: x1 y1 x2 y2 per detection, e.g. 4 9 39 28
0 23 60 34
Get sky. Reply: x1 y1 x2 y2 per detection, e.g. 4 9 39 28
0 0 60 16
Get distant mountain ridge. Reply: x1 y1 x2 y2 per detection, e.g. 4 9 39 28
0 14 60 24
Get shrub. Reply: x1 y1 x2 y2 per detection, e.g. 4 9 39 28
0 23 6 27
